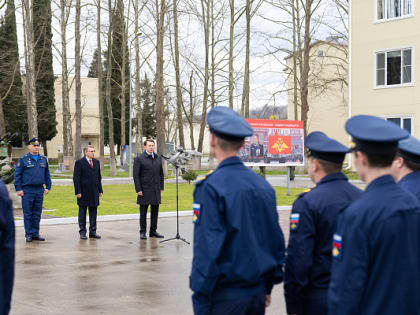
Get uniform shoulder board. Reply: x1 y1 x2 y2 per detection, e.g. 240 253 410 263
298 187 314 198
196 170 214 185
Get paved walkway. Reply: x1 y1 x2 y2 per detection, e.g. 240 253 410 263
12 213 291 315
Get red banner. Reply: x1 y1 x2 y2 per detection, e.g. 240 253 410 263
268 134 291 154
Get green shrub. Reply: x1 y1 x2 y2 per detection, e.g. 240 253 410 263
182 170 198 184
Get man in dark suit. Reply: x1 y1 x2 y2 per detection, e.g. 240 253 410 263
133 139 164 240
250 134 264 158
0 180 15 314
73 145 103 240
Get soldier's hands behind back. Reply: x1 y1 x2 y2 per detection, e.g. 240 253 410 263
76 194 82 198
17 190 24 197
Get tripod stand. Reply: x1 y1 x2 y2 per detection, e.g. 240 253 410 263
160 163 190 244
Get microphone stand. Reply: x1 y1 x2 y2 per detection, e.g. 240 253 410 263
160 155 190 245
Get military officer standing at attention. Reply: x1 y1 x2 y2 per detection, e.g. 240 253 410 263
190 107 286 315
284 132 362 315
14 138 51 242
0 180 15 314
329 115 420 315
390 135 420 199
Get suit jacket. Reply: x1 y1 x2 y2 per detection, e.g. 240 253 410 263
73 157 103 207
133 151 164 205
250 144 264 157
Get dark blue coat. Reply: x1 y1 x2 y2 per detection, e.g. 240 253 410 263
329 175 420 315
284 173 362 314
190 157 285 307
398 171 420 200
0 181 15 315
14 153 51 191
73 158 103 207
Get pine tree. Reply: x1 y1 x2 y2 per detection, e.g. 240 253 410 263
141 75 156 139
88 49 100 78
0 0 26 146
33 0 57 156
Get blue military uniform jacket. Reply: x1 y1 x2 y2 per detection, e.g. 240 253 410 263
284 173 362 314
190 157 285 306
329 175 420 315
0 181 15 314
398 171 420 200
14 153 51 191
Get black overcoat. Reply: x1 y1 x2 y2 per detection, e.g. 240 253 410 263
133 151 164 205
73 158 103 207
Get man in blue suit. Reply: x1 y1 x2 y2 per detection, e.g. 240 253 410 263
14 138 51 242
0 180 15 314
328 115 420 315
190 107 285 315
391 136 420 199
284 132 362 315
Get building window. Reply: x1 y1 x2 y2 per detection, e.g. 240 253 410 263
376 48 412 87
317 50 324 57
377 0 413 20
386 116 412 134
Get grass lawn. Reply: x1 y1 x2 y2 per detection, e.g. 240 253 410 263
43 183 304 217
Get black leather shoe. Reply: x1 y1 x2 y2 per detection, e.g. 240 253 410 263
32 236 45 241
149 231 164 238
80 234 87 240
140 232 147 240
26 237 33 242
89 233 101 239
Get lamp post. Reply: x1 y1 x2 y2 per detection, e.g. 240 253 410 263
128 32 142 178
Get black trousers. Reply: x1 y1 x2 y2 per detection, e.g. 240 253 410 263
139 204 159 234
78 206 97 235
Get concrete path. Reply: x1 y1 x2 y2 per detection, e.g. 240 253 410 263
12 213 292 315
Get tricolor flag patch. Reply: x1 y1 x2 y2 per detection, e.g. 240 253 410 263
290 213 300 231
193 203 201 224
332 234 342 259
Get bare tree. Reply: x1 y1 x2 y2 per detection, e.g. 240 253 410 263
106 0 117 175
134 0 143 151
74 0 82 159
22 0 38 138
172 0 185 148
155 0 166 155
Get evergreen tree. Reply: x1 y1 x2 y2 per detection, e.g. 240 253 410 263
0 0 26 147
141 75 156 139
33 0 57 155
88 49 100 78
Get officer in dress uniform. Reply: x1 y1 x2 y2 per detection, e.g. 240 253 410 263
0 180 15 314
328 115 420 315
284 132 362 315
391 135 420 199
14 138 51 242
190 106 286 315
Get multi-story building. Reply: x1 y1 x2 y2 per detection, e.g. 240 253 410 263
351 0 417 135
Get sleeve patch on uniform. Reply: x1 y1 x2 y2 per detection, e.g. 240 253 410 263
193 203 201 224
290 213 300 231
332 234 342 259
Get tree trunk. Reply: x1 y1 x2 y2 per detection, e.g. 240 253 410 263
300 0 312 137
97 0 105 165
134 0 143 152
241 0 250 118
0 99 5 137
173 0 185 148
107 0 117 176
155 0 166 155
23 0 38 138
292 0 299 120
74 0 82 159
197 0 210 153
210 0 215 109
119 0 127 148
41 140 48 157
61 0 73 158
189 71 195 150
228 0 234 109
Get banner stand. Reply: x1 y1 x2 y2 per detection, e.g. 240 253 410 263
287 166 291 196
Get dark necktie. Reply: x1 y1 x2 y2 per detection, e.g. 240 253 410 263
89 160 93 168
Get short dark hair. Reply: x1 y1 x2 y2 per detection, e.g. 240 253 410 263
144 139 155 146
402 157 420 172
364 152 396 168
316 159 342 174
217 137 244 152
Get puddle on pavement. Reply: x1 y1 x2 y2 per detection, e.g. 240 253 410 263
139 257 160 263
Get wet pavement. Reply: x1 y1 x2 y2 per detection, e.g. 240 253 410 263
12 213 291 315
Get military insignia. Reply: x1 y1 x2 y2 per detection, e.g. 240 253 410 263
332 234 342 259
290 213 300 231
304 188 311 193
193 203 201 224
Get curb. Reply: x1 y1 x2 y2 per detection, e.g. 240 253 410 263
14 206 292 227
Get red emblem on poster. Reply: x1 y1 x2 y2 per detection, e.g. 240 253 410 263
268 134 291 154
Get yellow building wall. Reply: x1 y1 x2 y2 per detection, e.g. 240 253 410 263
351 2 420 136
